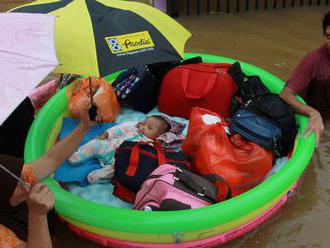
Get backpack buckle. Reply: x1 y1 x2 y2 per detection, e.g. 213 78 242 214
197 187 206 197
273 137 281 157
174 167 183 181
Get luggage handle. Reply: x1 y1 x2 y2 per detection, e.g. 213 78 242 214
181 68 217 100
125 142 167 177
201 174 232 202
174 168 217 202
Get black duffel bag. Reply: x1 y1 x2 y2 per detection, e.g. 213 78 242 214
112 141 191 202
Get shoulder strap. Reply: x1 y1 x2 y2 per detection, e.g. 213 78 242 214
179 56 203 65
227 62 246 89
125 142 167 176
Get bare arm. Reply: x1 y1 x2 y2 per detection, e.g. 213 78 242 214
26 213 51 248
279 87 324 144
279 87 313 116
17 215 51 248
27 105 97 180
25 183 55 248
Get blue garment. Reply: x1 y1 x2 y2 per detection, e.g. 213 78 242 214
53 118 116 186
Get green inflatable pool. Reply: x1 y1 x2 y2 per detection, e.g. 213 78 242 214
25 53 315 247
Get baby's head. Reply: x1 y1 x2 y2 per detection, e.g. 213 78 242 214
137 116 170 139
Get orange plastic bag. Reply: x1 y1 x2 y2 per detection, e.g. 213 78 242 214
182 107 273 197
67 77 121 122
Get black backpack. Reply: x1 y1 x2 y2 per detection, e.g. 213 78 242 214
228 62 298 157
245 94 298 156
228 62 269 114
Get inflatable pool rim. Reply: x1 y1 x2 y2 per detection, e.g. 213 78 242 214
24 52 315 243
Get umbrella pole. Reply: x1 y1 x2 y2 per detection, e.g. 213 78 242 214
88 77 97 121
88 77 94 106
0 163 31 190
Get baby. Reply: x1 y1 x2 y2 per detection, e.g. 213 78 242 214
68 115 185 183
97 115 170 141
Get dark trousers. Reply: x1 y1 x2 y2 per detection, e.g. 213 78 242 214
0 98 35 158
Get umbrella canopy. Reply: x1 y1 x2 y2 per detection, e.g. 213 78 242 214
0 13 58 125
12 0 191 77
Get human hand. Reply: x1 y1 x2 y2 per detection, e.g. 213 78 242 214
302 109 324 146
97 132 108 140
26 183 55 216
78 98 101 128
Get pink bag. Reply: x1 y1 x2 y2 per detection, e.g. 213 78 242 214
133 164 218 211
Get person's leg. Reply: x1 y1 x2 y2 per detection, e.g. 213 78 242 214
86 141 117 183
68 139 114 165
68 139 101 165
87 165 115 183
0 97 34 158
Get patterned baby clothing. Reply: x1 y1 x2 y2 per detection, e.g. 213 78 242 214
68 121 150 183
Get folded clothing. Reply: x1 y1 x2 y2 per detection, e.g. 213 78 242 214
67 183 132 209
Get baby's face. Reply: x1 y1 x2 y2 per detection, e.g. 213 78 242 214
137 117 168 139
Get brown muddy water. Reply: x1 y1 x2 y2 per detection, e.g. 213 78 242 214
1 1 330 247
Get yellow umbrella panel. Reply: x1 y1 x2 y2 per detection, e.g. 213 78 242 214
12 0 191 77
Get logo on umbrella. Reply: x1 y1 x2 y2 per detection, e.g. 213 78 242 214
105 31 155 56
108 38 123 52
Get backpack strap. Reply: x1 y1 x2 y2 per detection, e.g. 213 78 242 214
227 62 246 89
179 56 203 65
125 142 167 176
228 62 269 102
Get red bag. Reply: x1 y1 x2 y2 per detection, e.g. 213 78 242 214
158 63 238 119
182 107 273 197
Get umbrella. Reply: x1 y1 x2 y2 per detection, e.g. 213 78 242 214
0 12 59 125
12 0 191 77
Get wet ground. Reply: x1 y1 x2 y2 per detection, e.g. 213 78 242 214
1 1 329 247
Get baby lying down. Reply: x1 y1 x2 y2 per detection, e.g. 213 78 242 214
68 115 186 183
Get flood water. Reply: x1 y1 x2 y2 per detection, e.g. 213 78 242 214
1 1 329 247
